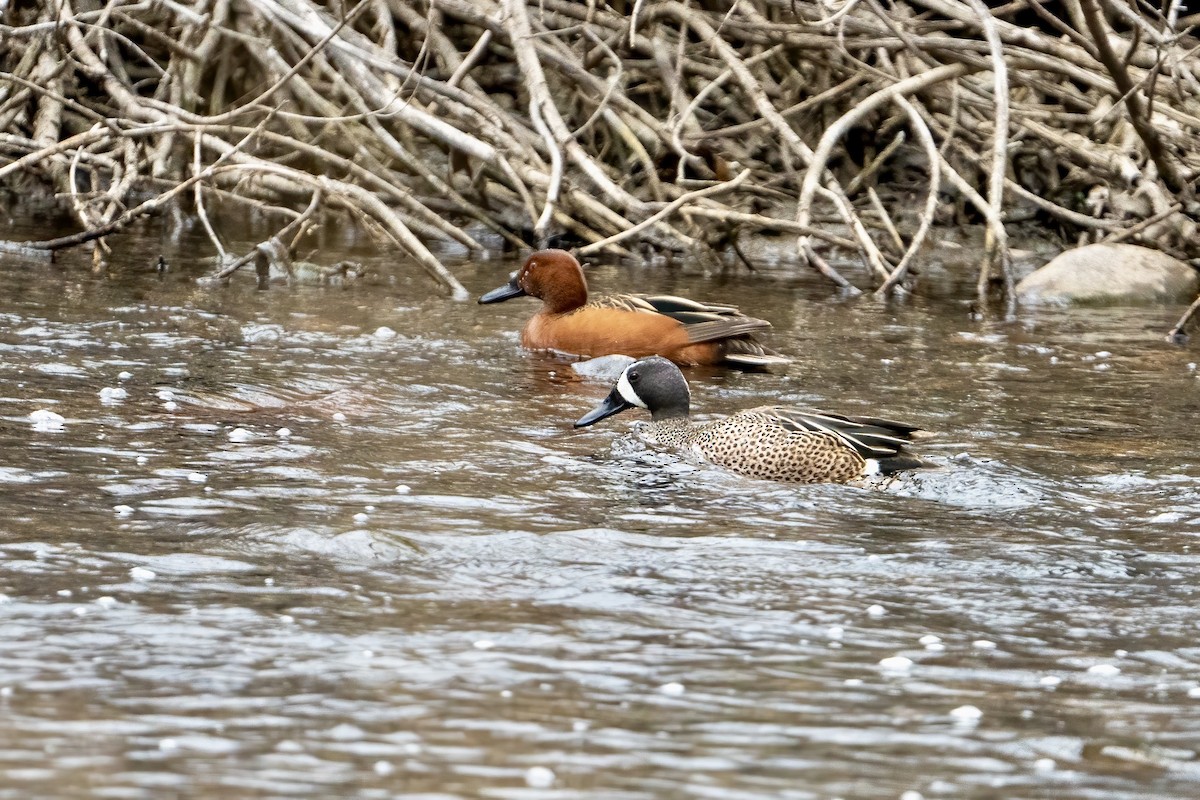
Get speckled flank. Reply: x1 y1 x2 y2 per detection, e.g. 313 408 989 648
652 412 867 484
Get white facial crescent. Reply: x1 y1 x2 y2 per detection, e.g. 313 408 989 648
616 367 648 409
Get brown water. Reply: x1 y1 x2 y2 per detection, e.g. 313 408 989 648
1 216 1199 799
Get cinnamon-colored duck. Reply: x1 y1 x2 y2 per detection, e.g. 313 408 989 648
478 250 788 367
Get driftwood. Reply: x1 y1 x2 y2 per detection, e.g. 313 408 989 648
0 0 1197 310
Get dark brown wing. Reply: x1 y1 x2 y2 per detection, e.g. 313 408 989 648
589 294 770 343
750 406 927 459
587 293 738 316
581 293 788 367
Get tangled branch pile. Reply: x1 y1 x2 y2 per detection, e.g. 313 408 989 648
0 0 1197 304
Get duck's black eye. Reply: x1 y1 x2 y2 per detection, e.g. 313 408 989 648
628 371 639 382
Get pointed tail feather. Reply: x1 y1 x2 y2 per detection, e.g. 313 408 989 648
682 318 773 343
718 335 790 368
723 352 791 368
872 454 940 474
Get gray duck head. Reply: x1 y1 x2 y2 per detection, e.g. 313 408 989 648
574 356 691 427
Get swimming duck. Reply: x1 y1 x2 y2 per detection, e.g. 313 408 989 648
479 250 787 367
575 356 933 483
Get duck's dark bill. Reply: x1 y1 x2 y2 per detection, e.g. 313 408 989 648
478 275 526 304
574 388 633 428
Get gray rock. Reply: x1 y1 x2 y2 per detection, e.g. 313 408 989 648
570 354 635 381
1017 244 1197 306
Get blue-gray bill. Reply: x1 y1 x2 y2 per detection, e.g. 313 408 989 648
575 387 634 428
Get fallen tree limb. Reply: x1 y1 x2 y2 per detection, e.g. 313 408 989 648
0 0 1194 304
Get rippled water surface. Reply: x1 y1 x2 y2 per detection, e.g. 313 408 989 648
1 221 1199 799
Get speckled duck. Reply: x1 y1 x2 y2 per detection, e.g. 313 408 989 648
575 356 934 483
